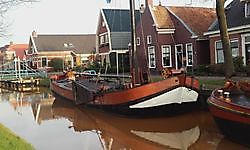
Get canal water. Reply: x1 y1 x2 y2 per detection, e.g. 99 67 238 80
0 89 249 150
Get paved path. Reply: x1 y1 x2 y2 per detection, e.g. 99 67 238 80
197 76 250 81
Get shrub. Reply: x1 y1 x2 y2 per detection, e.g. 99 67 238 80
87 60 101 71
48 58 63 71
233 56 244 72
246 64 250 76
208 64 224 75
193 65 209 75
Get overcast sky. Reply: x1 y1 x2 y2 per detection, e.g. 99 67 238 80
0 0 227 46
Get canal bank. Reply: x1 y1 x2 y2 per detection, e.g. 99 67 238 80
0 123 34 150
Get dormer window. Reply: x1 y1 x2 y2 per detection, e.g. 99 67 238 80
245 2 250 18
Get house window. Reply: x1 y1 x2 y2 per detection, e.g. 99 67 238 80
99 33 109 45
215 40 239 64
231 40 239 57
136 37 140 46
216 41 224 64
245 2 250 18
162 45 171 67
245 36 250 43
105 34 109 44
147 35 152 45
148 46 156 68
186 43 193 66
100 35 105 45
41 57 47 67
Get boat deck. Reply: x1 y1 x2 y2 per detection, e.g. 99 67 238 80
75 79 126 93
230 94 250 108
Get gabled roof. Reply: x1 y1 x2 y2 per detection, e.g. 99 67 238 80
31 34 96 54
1 43 28 60
102 9 141 32
150 5 175 29
167 6 216 37
8 44 28 60
208 0 250 32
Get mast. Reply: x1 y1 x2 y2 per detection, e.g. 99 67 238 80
129 0 139 86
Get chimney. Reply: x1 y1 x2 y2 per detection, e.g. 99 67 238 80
9 41 13 45
145 0 153 8
32 30 37 37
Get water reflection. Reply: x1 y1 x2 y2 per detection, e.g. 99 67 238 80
0 89 249 150
50 99 217 149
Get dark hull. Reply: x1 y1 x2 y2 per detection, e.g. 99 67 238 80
85 99 201 117
207 86 250 146
213 116 250 146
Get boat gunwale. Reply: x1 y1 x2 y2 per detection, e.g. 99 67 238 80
208 88 250 117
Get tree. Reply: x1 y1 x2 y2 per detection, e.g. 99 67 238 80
0 0 37 37
216 0 235 79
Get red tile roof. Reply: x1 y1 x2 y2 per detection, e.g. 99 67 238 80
151 6 175 29
167 6 216 37
8 44 28 60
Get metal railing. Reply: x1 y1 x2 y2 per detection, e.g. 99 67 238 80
0 59 47 81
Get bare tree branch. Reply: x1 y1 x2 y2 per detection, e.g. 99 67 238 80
0 0 38 38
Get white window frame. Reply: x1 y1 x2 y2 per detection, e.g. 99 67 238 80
215 40 224 64
99 32 108 45
186 43 193 66
161 45 172 67
136 37 140 46
245 2 250 18
105 34 109 44
147 35 152 45
175 44 183 69
230 39 239 57
215 39 240 64
148 46 156 68
100 36 104 45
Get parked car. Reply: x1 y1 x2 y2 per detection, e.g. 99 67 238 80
82 70 96 75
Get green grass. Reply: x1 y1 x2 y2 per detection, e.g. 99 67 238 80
150 75 226 89
0 124 34 150
199 79 225 89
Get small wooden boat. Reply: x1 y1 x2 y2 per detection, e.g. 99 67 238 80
50 73 200 117
50 72 77 102
207 80 250 146
73 74 200 116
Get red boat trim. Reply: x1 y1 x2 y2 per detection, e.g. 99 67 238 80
210 89 250 111
207 98 250 117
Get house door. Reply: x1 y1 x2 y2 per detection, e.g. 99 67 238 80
246 44 250 64
175 45 184 69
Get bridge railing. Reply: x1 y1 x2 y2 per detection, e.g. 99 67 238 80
0 70 47 81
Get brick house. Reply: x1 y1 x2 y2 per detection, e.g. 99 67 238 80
27 31 96 70
96 8 140 73
204 0 250 65
0 42 28 69
136 0 216 73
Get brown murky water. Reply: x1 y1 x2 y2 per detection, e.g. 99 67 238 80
0 88 249 150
